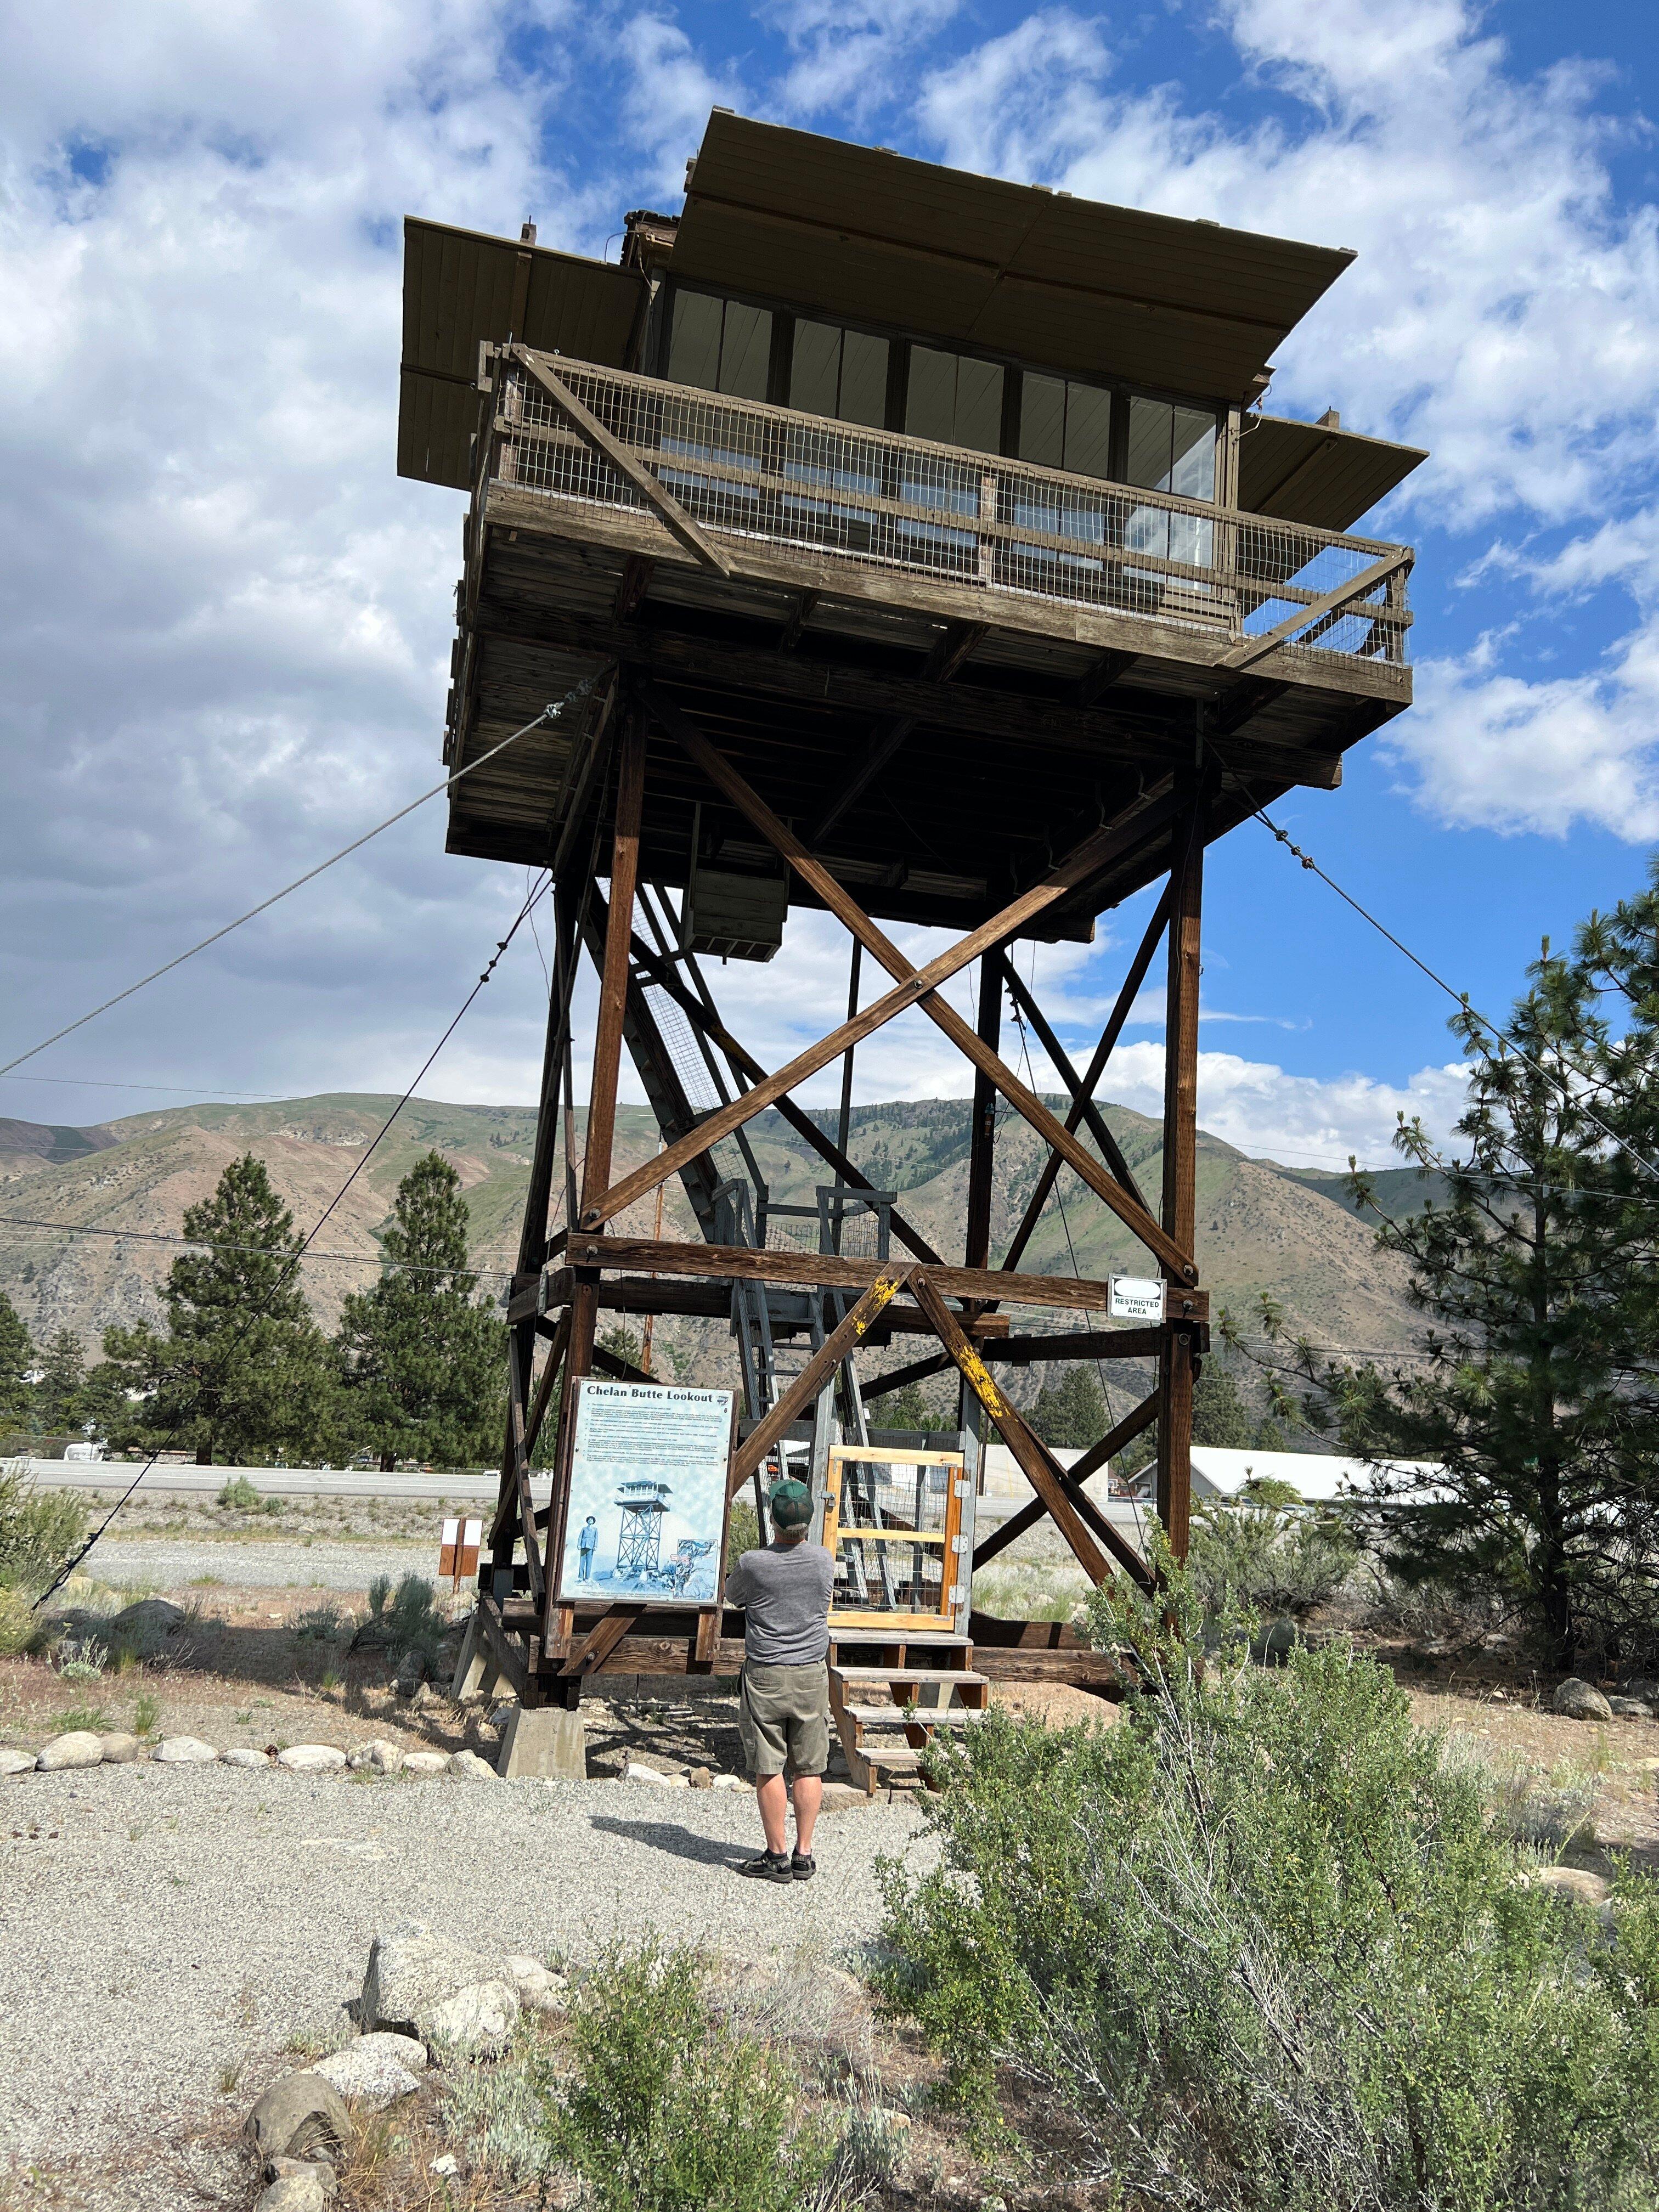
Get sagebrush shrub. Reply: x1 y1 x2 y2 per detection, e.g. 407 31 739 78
879 1560 1659 2211
1183 1497 1358 1621
0 1463 88 1594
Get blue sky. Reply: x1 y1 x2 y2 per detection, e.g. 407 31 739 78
3 0 1658 1174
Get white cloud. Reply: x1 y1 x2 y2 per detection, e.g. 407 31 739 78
762 0 962 120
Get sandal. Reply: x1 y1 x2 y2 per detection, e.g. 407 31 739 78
736 1850 794 1883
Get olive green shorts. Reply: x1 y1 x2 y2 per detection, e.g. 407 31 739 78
738 1661 831 1779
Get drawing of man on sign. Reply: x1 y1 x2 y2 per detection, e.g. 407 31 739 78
577 1514 599 1581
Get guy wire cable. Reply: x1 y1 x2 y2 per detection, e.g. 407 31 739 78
33 870 552 1606
1 673 607 1081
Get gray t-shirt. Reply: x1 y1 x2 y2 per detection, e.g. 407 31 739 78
724 1541 835 1666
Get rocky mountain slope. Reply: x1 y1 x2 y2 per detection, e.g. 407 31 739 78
0 1093 1429 1375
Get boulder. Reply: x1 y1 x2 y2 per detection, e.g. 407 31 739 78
108 1598 189 1661
256 2176 331 2212
222 1747 269 1768
38 1731 103 1771
1609 1696 1654 1719
402 1751 448 1775
1551 1678 1615 1723
245 2070 352 2163
447 1749 497 1783
1620 1677 1659 1705
308 2033 426 2109
505 1955 569 2015
1530 1865 1611 1909
689 1765 713 1790
278 1745 347 1773
0 1748 34 1778
362 1923 521 2055
153 1736 218 1764
624 1760 688 1787
712 1773 747 1792
263 2155 337 2196
1250 1617 1299 1667
347 1740 403 1774
98 1733 142 1764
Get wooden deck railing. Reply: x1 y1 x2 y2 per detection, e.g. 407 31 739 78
479 346 1414 669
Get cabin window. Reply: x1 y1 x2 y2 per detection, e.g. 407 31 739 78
1125 398 1217 503
665 289 774 402
789 318 890 430
906 346 1005 455
1017 373 1114 479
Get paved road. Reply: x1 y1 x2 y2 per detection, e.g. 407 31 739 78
21 1459 499 1502
89 1538 437 1592
0 1762 932 2192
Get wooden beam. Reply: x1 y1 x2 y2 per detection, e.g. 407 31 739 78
642 681 1197 1281
559 1604 646 1679
999 952 1149 1215
986 1328 1165 1366
780 589 819 651
728 1266 917 1497
523 1310 571 1459
809 715 915 844
580 727 1186 1239
580 713 645 1217
474 1592 532 1705
1076 649 1137 707
860 1350 955 1401
971 1391 1159 1571
1214 676 1290 736
472 602 1346 792
1220 546 1413 673
906 1270 1113 1584
510 347 732 577
964 955 1000 1273
1001 881 1173 1279
1156 784 1205 1562
923 620 987 682
614 554 654 622
540 1265 1008 1337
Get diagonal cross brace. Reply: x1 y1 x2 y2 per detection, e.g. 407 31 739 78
636 680 1196 1283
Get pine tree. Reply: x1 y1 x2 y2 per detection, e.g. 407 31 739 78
1029 1365 1107 1449
34 1328 87 1435
1191 1358 1255 1449
1270 939 1659 1669
102 1153 336 1464
336 1153 502 1470
0 1293 32 1429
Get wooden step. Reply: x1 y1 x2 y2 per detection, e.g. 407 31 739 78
859 1744 927 1770
831 1666 989 1689
842 1703 975 1728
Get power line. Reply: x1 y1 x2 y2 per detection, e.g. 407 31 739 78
1 682 601 1082
0 1075 289 1101
0 1214 518 1281
1252 805 1659 1187
34 869 552 1605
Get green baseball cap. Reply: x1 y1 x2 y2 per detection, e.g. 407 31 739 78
769 1478 814 1529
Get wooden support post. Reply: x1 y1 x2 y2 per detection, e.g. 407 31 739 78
964 956 1000 1273
1156 783 1205 1561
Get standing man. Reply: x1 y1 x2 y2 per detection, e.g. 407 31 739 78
577 1514 599 1582
724 1477 835 1884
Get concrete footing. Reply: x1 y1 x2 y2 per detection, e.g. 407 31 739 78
498 1703 588 1781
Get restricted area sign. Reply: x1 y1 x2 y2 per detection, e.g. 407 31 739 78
1108 1274 1166 1322
556 1378 733 1606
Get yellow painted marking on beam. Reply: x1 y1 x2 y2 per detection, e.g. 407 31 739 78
852 1271 905 1339
953 1343 1006 1418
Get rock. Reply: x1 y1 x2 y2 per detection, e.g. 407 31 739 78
506 1955 569 2014
278 1745 347 1773
347 1740 404 1774
245 2070 352 2163
819 1781 872 1813
1551 1678 1615 1722
1251 1617 1299 1666
624 1760 688 1787
689 1765 713 1790
1609 1697 1654 1719
712 1773 747 1792
98 1732 142 1764
423 1979 519 2055
153 1735 218 1764
447 1748 498 1782
38 1731 103 1771
309 2032 427 2108
402 1751 448 1775
362 1923 521 2056
109 1597 188 1654
0 1748 35 1778
256 2176 330 2212
264 2156 336 2197
1531 1865 1612 1908
222 1746 270 1768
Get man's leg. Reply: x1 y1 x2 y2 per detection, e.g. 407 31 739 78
755 1771 791 1855
792 1772 822 1854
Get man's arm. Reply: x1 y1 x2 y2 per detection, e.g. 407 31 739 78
723 1552 754 1609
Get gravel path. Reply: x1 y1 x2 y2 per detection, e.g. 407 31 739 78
91 1538 431 1592
0 1764 933 2177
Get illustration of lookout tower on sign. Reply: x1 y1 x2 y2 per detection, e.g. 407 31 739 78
614 1476 672 1582
399 110 1427 1748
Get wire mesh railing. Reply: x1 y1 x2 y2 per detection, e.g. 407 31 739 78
488 351 1412 668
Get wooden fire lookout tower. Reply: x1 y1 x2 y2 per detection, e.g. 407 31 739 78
399 112 1424 1755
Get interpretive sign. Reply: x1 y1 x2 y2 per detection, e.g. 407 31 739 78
556 1377 733 1606
1108 1274 1166 1322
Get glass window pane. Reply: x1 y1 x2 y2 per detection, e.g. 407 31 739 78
790 318 841 416
906 345 957 443
666 289 723 391
839 329 889 428
955 357 1004 454
1063 383 1113 480
718 302 772 400
1125 396 1173 490
1169 407 1217 501
1019 372 1065 468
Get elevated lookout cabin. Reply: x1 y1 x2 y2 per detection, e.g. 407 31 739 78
400 111 1423 1730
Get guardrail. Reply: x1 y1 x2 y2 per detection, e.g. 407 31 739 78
484 349 1413 669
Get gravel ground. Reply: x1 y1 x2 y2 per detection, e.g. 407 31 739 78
0 1763 933 2183
91 1538 432 1592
